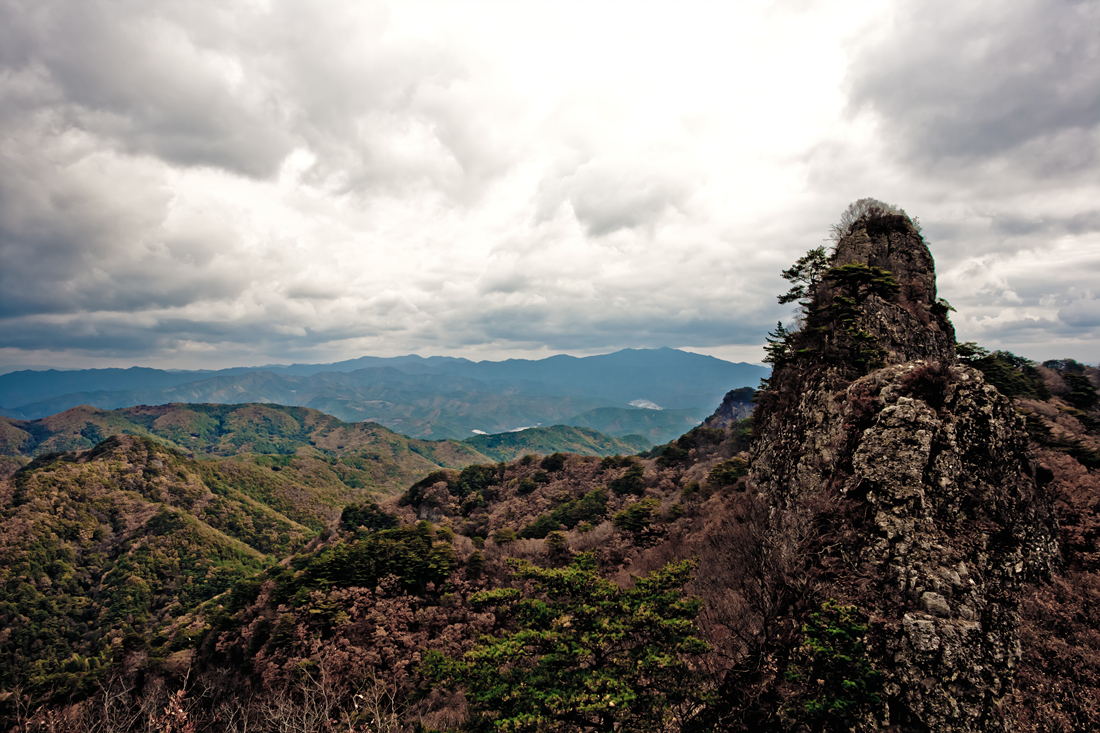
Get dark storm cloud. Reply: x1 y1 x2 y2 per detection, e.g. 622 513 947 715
0 0 515 345
0 0 513 193
0 0 1093 369
0 132 248 319
0 308 371 360
439 298 768 354
991 210 1100 238
0 318 174 355
1060 296 1100 328
0 0 295 178
847 0 1099 172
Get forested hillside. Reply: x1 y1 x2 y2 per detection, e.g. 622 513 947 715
0 402 657 483
0 436 309 704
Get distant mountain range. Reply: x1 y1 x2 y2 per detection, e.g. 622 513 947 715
0 348 767 442
0 402 655 470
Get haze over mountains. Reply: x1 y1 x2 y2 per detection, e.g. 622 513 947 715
0 348 767 442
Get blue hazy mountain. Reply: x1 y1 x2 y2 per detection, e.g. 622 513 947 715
0 349 767 440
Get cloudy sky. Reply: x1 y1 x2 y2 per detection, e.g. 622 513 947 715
0 0 1096 370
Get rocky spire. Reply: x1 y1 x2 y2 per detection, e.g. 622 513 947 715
811 206 956 368
749 203 1056 732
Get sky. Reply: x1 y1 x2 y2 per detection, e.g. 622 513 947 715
0 0 1096 371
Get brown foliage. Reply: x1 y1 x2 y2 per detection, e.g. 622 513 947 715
897 360 952 411
1011 397 1100 731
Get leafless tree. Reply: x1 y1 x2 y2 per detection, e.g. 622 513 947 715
829 197 917 243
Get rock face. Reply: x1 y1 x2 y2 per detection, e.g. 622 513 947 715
703 387 755 430
826 211 956 367
750 209 1056 731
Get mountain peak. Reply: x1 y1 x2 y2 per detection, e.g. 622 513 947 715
832 207 936 306
805 203 957 370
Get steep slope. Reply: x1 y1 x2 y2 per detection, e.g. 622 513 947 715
0 436 314 702
999 359 1100 732
745 204 1057 731
701 386 755 429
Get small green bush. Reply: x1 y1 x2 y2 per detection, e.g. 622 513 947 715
466 550 485 579
706 458 749 487
609 464 646 496
613 498 660 533
545 531 568 554
457 464 498 497
540 453 568 473
786 600 883 730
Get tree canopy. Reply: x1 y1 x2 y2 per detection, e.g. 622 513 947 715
778 245 828 313
424 553 711 732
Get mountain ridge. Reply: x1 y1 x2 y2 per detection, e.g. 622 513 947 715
0 349 768 439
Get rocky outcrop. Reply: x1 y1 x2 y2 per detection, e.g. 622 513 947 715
825 210 956 367
750 208 1056 731
703 387 755 429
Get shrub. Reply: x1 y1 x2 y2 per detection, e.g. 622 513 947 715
423 554 711 732
402 470 455 506
600 454 636 470
466 550 485 579
958 343 1050 400
545 531 568 555
613 498 661 534
519 515 561 540
520 488 609 538
681 481 705 502
608 464 646 495
296 522 456 596
707 458 749 487
540 453 568 473
1064 373 1099 410
829 198 918 244
656 442 690 468
1043 358 1088 374
457 464 498 497
786 600 883 730
898 361 953 410
340 501 400 532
